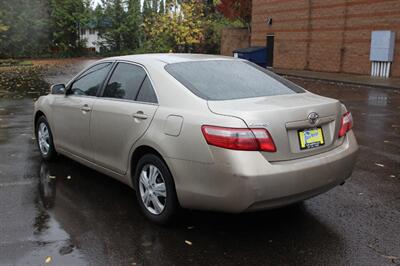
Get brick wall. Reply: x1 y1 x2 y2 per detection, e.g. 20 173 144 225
220 28 250 56
251 0 400 77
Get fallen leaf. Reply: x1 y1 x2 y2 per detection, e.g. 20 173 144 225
375 163 384 167
48 175 56 179
141 241 152 247
383 140 389 143
381 255 399 260
358 192 363 196
185 240 193 246
59 244 74 255
390 175 396 178
187 226 195 230
45 256 52 264
67 175 71 180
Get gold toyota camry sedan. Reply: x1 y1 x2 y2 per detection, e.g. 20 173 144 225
34 54 358 224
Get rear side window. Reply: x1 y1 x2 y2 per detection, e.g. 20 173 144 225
165 60 304 100
103 63 147 100
136 76 158 104
71 63 112 96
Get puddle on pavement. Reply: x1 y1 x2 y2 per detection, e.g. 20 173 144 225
367 91 389 106
18 162 89 265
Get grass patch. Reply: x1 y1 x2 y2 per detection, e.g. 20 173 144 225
0 59 34 67
18 60 33 66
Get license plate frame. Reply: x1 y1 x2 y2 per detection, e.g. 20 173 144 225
298 127 325 150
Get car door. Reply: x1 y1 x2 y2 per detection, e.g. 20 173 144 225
90 62 159 174
53 62 113 161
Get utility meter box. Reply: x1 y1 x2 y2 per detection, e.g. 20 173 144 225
370 31 396 62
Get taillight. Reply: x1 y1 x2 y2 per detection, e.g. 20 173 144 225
201 125 276 152
338 112 353 138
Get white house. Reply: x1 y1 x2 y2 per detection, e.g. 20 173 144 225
79 27 104 53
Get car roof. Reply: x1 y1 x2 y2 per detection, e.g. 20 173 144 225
100 53 235 65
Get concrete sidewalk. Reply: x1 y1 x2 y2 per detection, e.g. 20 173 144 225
273 68 400 90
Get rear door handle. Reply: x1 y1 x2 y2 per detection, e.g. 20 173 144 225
133 111 148 120
80 104 91 112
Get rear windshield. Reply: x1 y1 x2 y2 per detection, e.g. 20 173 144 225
164 60 304 100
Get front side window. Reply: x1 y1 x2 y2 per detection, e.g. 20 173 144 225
165 60 305 100
103 63 147 100
71 63 112 96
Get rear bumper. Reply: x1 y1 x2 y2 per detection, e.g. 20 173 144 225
167 131 358 213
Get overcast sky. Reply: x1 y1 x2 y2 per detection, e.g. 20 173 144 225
92 0 102 7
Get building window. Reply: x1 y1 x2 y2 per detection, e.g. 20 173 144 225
80 28 86 35
89 29 96 35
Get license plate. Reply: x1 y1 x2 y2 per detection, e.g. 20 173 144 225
298 127 324 150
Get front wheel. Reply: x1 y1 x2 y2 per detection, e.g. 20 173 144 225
36 116 57 161
134 154 179 225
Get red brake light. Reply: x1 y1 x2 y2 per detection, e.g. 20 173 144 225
338 112 353 138
201 125 276 152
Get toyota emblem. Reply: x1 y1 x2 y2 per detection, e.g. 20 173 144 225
308 112 319 125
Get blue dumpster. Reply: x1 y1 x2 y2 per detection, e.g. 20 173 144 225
233 46 267 67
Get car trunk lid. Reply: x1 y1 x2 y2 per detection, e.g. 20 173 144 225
207 92 344 162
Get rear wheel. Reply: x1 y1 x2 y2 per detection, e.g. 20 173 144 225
36 116 57 161
134 153 178 225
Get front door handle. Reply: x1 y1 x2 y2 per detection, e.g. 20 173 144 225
80 104 91 112
133 111 148 120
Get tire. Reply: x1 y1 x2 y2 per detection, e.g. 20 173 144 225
134 153 179 225
36 116 57 161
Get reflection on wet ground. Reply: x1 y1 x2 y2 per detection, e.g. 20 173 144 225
0 62 399 265
6 157 347 265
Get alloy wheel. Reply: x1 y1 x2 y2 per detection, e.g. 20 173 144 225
38 122 50 156
139 164 167 215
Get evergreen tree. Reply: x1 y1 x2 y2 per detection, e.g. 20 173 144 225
152 0 159 12
93 3 106 27
102 0 126 51
124 0 143 50
49 0 88 54
0 0 51 57
142 0 154 17
159 0 165 14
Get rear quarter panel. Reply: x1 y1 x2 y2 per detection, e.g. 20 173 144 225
126 64 250 188
129 61 254 161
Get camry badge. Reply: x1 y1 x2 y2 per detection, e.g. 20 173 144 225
308 112 319 125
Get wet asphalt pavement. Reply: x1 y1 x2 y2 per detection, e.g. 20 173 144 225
0 60 399 266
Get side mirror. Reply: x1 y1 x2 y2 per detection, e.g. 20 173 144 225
50 84 66 95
